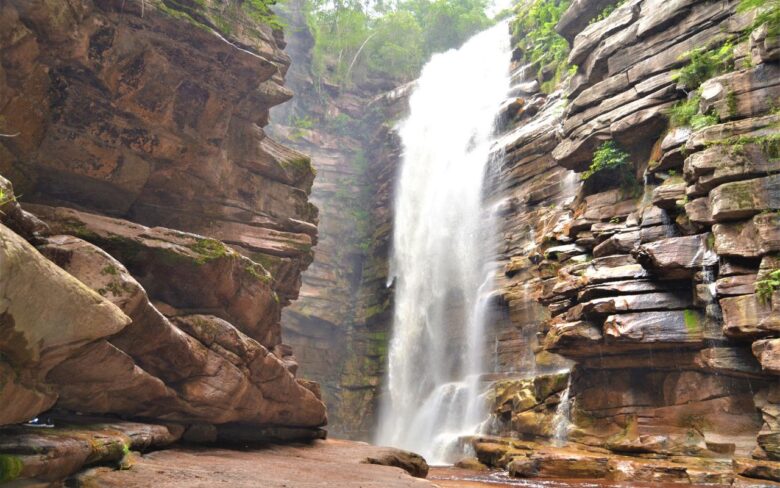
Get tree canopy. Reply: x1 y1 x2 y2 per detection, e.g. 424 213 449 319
301 0 495 87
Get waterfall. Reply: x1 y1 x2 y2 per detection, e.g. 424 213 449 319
552 376 573 447
375 22 511 465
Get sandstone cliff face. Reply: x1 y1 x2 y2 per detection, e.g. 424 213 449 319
478 0 780 482
0 0 325 483
267 2 410 439
275 83 408 439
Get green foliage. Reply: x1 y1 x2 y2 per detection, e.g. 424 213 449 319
0 455 23 483
409 0 492 55
738 0 780 35
189 238 231 263
292 115 316 129
756 268 780 303
289 114 316 140
707 133 780 157
327 113 356 135
365 10 425 78
673 42 734 91
511 0 571 92
683 309 701 334
242 0 286 30
668 92 719 129
304 0 492 87
588 0 626 25
245 263 273 282
0 188 13 210
726 89 738 117
581 141 631 181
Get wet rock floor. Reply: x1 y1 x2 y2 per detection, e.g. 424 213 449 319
428 467 726 488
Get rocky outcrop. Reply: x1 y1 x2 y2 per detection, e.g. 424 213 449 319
0 0 326 484
267 0 410 439
480 0 780 484
0 0 316 307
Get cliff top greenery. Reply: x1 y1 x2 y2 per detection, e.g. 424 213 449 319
300 0 496 87
511 0 571 93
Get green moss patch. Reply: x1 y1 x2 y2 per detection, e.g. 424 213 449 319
189 238 231 264
0 455 24 482
683 309 701 335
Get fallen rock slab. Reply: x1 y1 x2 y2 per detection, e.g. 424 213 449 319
0 418 183 483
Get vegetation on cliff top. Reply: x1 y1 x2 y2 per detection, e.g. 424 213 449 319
511 0 571 93
302 0 494 86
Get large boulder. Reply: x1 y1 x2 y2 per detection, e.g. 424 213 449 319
0 224 131 426
38 234 327 428
29 204 281 347
603 311 704 346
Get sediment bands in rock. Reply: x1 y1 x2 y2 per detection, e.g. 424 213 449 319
0 0 317 306
268 3 411 438
485 0 780 484
0 0 327 483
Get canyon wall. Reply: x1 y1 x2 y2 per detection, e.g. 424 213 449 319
0 0 326 482
267 0 410 439
474 0 780 483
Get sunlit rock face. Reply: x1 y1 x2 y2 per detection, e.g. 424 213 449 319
0 1 326 481
482 0 780 476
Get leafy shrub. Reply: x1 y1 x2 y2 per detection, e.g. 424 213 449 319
739 0 780 35
511 0 571 93
673 42 734 91
581 141 631 180
364 10 425 80
756 268 780 303
711 134 780 158
668 92 720 129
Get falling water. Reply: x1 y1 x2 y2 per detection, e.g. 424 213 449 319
552 376 573 447
375 22 511 465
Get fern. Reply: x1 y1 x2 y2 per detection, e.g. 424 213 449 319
756 269 780 303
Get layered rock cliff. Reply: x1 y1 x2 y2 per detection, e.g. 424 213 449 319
267 0 411 439
0 0 326 483
471 0 780 484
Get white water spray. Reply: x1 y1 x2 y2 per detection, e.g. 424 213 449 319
375 22 511 465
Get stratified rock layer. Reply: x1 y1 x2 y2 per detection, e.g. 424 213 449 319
482 0 780 484
268 2 411 438
0 0 326 484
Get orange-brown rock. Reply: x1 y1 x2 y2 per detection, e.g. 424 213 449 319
37 232 326 428
71 440 432 487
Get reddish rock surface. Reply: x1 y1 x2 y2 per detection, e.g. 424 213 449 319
72 440 431 487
